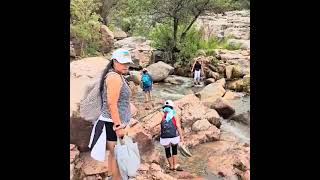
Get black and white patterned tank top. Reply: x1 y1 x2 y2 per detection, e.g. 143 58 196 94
101 70 131 124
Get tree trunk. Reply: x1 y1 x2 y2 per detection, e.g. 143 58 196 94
180 13 201 42
100 0 115 25
180 0 210 42
80 41 84 57
173 17 179 47
172 17 179 62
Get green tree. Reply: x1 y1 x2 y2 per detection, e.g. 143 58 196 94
107 0 153 36
149 0 235 62
70 0 102 57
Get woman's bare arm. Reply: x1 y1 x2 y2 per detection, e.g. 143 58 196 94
106 73 122 126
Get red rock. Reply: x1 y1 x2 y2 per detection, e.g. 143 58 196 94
185 126 220 148
212 97 235 119
80 152 108 176
150 163 162 172
206 141 250 179
70 145 80 163
138 163 150 172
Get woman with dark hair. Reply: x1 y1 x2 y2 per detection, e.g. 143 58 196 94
89 48 133 180
191 60 204 85
148 100 184 171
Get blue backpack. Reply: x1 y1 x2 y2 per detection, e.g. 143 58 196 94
141 73 152 87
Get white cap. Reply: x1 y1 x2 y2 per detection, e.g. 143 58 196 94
164 100 174 107
111 48 133 64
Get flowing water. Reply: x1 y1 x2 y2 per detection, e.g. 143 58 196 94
133 76 250 178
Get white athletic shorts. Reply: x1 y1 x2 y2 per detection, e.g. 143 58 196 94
160 136 180 146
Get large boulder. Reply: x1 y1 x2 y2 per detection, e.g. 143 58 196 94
100 25 114 53
206 141 250 180
225 65 244 79
113 28 127 40
219 52 245 61
225 65 233 79
223 91 241 100
146 61 174 82
129 71 141 85
70 57 108 79
204 109 221 127
152 171 177 180
204 78 216 85
212 97 235 119
100 25 114 39
79 152 108 177
206 69 220 80
70 115 92 152
226 79 244 91
215 78 226 88
230 111 250 125
231 59 250 75
195 83 226 102
131 49 153 68
184 126 220 148
114 37 154 68
215 49 248 61
164 75 185 85
174 94 201 108
114 36 149 49
243 75 250 93
175 94 221 132
192 119 212 131
70 144 80 180
127 121 161 164
70 57 109 150
180 103 208 133
227 39 250 50
217 63 226 75
70 76 92 116
232 65 244 78
195 10 250 41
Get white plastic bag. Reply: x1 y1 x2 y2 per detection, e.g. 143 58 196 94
115 136 141 180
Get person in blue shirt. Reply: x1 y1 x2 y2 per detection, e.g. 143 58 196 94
140 68 153 102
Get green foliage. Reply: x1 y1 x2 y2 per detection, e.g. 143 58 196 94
149 22 241 66
71 0 103 57
211 57 219 66
231 0 250 9
108 0 152 36
205 49 216 56
177 26 203 65
223 42 242 50
199 36 220 50
149 23 174 51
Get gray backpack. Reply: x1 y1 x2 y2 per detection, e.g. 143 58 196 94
79 75 104 124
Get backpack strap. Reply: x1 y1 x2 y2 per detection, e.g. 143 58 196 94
172 116 177 129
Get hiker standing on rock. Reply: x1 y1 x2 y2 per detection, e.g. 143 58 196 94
88 48 133 180
148 100 184 171
191 59 204 85
140 68 153 102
